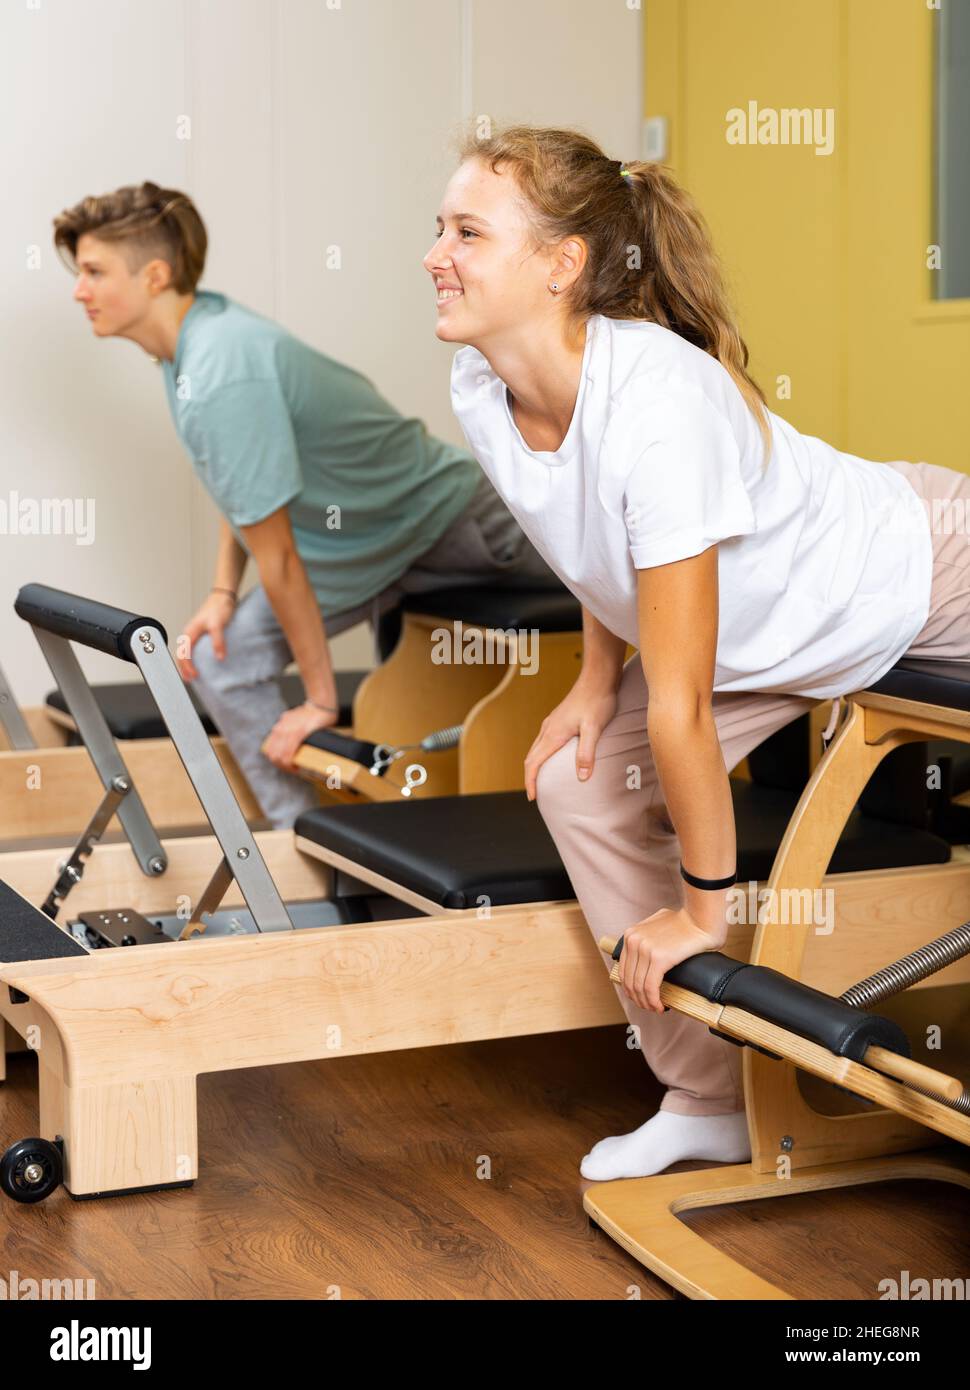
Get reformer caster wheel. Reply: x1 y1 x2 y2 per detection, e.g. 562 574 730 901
1 1136 64 1203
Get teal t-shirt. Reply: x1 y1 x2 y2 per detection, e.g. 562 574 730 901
161 291 480 615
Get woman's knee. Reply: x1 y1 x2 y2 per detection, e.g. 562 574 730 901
190 629 243 696
534 739 583 819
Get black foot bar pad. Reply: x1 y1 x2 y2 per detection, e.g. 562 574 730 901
663 951 911 1063
15 583 167 663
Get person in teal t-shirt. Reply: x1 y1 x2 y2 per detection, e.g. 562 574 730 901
160 290 484 617
53 181 558 825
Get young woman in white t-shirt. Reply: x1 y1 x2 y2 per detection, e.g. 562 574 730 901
423 124 969 1182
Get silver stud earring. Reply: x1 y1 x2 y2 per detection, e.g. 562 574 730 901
550 283 559 294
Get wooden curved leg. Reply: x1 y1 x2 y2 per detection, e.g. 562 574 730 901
747 703 949 1171
583 1148 970 1300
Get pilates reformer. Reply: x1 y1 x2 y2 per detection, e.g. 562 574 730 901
289 587 585 801
0 583 598 1200
0 645 261 839
0 643 359 842
0 584 967 1307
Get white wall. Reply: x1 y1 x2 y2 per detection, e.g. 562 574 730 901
0 0 641 705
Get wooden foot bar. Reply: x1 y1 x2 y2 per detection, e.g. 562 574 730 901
292 742 410 802
597 938 970 1144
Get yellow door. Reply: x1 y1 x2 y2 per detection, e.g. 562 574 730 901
645 0 970 470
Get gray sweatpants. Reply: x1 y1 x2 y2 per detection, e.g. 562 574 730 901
191 473 561 826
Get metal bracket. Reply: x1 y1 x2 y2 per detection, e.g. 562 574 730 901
32 627 167 878
0 660 35 750
41 774 164 919
179 856 234 940
128 626 292 932
21 605 292 935
77 908 168 949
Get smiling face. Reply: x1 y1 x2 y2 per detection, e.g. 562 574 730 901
72 233 170 338
424 157 559 349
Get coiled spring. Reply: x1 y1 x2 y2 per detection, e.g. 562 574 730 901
418 724 463 754
841 921 970 1115
370 724 463 775
840 922 970 1010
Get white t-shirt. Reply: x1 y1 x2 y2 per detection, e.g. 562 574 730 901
449 313 933 700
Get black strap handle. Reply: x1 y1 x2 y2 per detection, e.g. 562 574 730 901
15 584 168 664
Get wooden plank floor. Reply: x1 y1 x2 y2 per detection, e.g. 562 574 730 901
0 1026 967 1300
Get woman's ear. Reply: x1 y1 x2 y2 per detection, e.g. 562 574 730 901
144 256 175 296
552 234 588 285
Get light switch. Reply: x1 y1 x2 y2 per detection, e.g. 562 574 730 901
642 115 669 162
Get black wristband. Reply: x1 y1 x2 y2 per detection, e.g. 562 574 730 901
680 861 737 891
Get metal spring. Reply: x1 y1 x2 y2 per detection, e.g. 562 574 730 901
840 922 970 1010
419 724 464 753
841 921 970 1116
370 724 464 774
910 1083 970 1116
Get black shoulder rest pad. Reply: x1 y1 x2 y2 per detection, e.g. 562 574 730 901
303 727 384 773
401 585 582 632
16 583 167 664
639 949 911 1063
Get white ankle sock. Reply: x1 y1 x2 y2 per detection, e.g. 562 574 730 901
580 1108 750 1181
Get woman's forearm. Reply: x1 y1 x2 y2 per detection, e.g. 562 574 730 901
214 520 248 594
647 708 737 938
578 605 628 692
260 556 338 709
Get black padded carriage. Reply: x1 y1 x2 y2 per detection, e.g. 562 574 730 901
298 791 573 909
745 656 970 853
373 584 582 658
46 670 365 741
296 782 951 913
400 585 582 632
